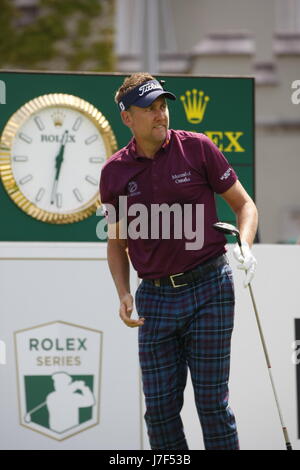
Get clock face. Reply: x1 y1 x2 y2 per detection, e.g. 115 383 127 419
0 94 117 224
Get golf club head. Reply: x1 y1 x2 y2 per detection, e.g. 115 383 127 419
213 222 241 245
24 413 31 423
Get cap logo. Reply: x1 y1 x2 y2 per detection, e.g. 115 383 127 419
138 81 162 97
117 79 175 111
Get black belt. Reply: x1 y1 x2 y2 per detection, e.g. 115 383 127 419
147 254 227 288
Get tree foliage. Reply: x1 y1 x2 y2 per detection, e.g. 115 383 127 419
0 0 115 71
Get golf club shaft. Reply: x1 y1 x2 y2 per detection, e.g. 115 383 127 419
212 223 292 449
26 400 47 417
248 283 291 449
239 244 292 450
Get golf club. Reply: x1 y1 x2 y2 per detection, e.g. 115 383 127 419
24 400 47 423
213 221 293 451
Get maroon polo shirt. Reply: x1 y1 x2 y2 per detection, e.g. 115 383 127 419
100 130 237 279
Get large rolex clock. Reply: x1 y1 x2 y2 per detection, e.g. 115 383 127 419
0 93 117 224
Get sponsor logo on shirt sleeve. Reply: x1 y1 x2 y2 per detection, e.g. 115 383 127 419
220 167 232 181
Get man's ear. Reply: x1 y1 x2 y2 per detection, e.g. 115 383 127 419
120 110 132 128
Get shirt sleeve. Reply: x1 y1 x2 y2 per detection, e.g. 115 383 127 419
99 166 120 223
200 133 238 193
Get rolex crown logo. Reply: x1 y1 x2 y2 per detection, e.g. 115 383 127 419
180 89 210 124
51 110 65 127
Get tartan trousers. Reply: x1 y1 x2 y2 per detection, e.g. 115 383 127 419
135 257 239 450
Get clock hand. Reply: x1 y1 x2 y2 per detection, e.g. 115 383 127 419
51 130 68 205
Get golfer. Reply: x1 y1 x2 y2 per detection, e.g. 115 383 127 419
100 73 258 450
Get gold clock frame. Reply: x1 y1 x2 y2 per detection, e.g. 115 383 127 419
0 93 117 224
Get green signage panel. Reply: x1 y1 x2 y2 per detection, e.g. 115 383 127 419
0 71 254 242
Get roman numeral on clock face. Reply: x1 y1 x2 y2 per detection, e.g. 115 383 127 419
85 175 98 185
19 133 32 144
19 174 33 185
34 116 45 131
56 193 62 208
73 188 83 202
72 117 82 131
85 135 98 145
35 188 45 202
13 156 28 162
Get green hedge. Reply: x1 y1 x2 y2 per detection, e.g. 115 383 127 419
0 0 115 71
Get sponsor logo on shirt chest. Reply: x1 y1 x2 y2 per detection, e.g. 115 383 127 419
127 181 141 197
171 171 192 184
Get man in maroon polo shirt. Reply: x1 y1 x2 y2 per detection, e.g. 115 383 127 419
100 73 258 450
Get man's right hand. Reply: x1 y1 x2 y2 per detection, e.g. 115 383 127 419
119 293 145 328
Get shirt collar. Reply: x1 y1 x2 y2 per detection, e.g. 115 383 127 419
129 130 171 160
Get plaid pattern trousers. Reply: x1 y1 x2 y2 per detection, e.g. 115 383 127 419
135 257 239 450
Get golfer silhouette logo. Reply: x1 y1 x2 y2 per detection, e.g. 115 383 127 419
24 372 96 434
16 321 102 440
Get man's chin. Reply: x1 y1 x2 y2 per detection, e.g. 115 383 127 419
152 127 167 141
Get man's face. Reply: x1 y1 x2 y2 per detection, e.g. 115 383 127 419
122 97 169 145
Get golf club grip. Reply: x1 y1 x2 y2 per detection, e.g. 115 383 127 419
283 427 292 450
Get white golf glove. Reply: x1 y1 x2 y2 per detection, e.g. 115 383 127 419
233 241 257 287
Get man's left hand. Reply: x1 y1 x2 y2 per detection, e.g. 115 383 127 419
233 241 257 287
